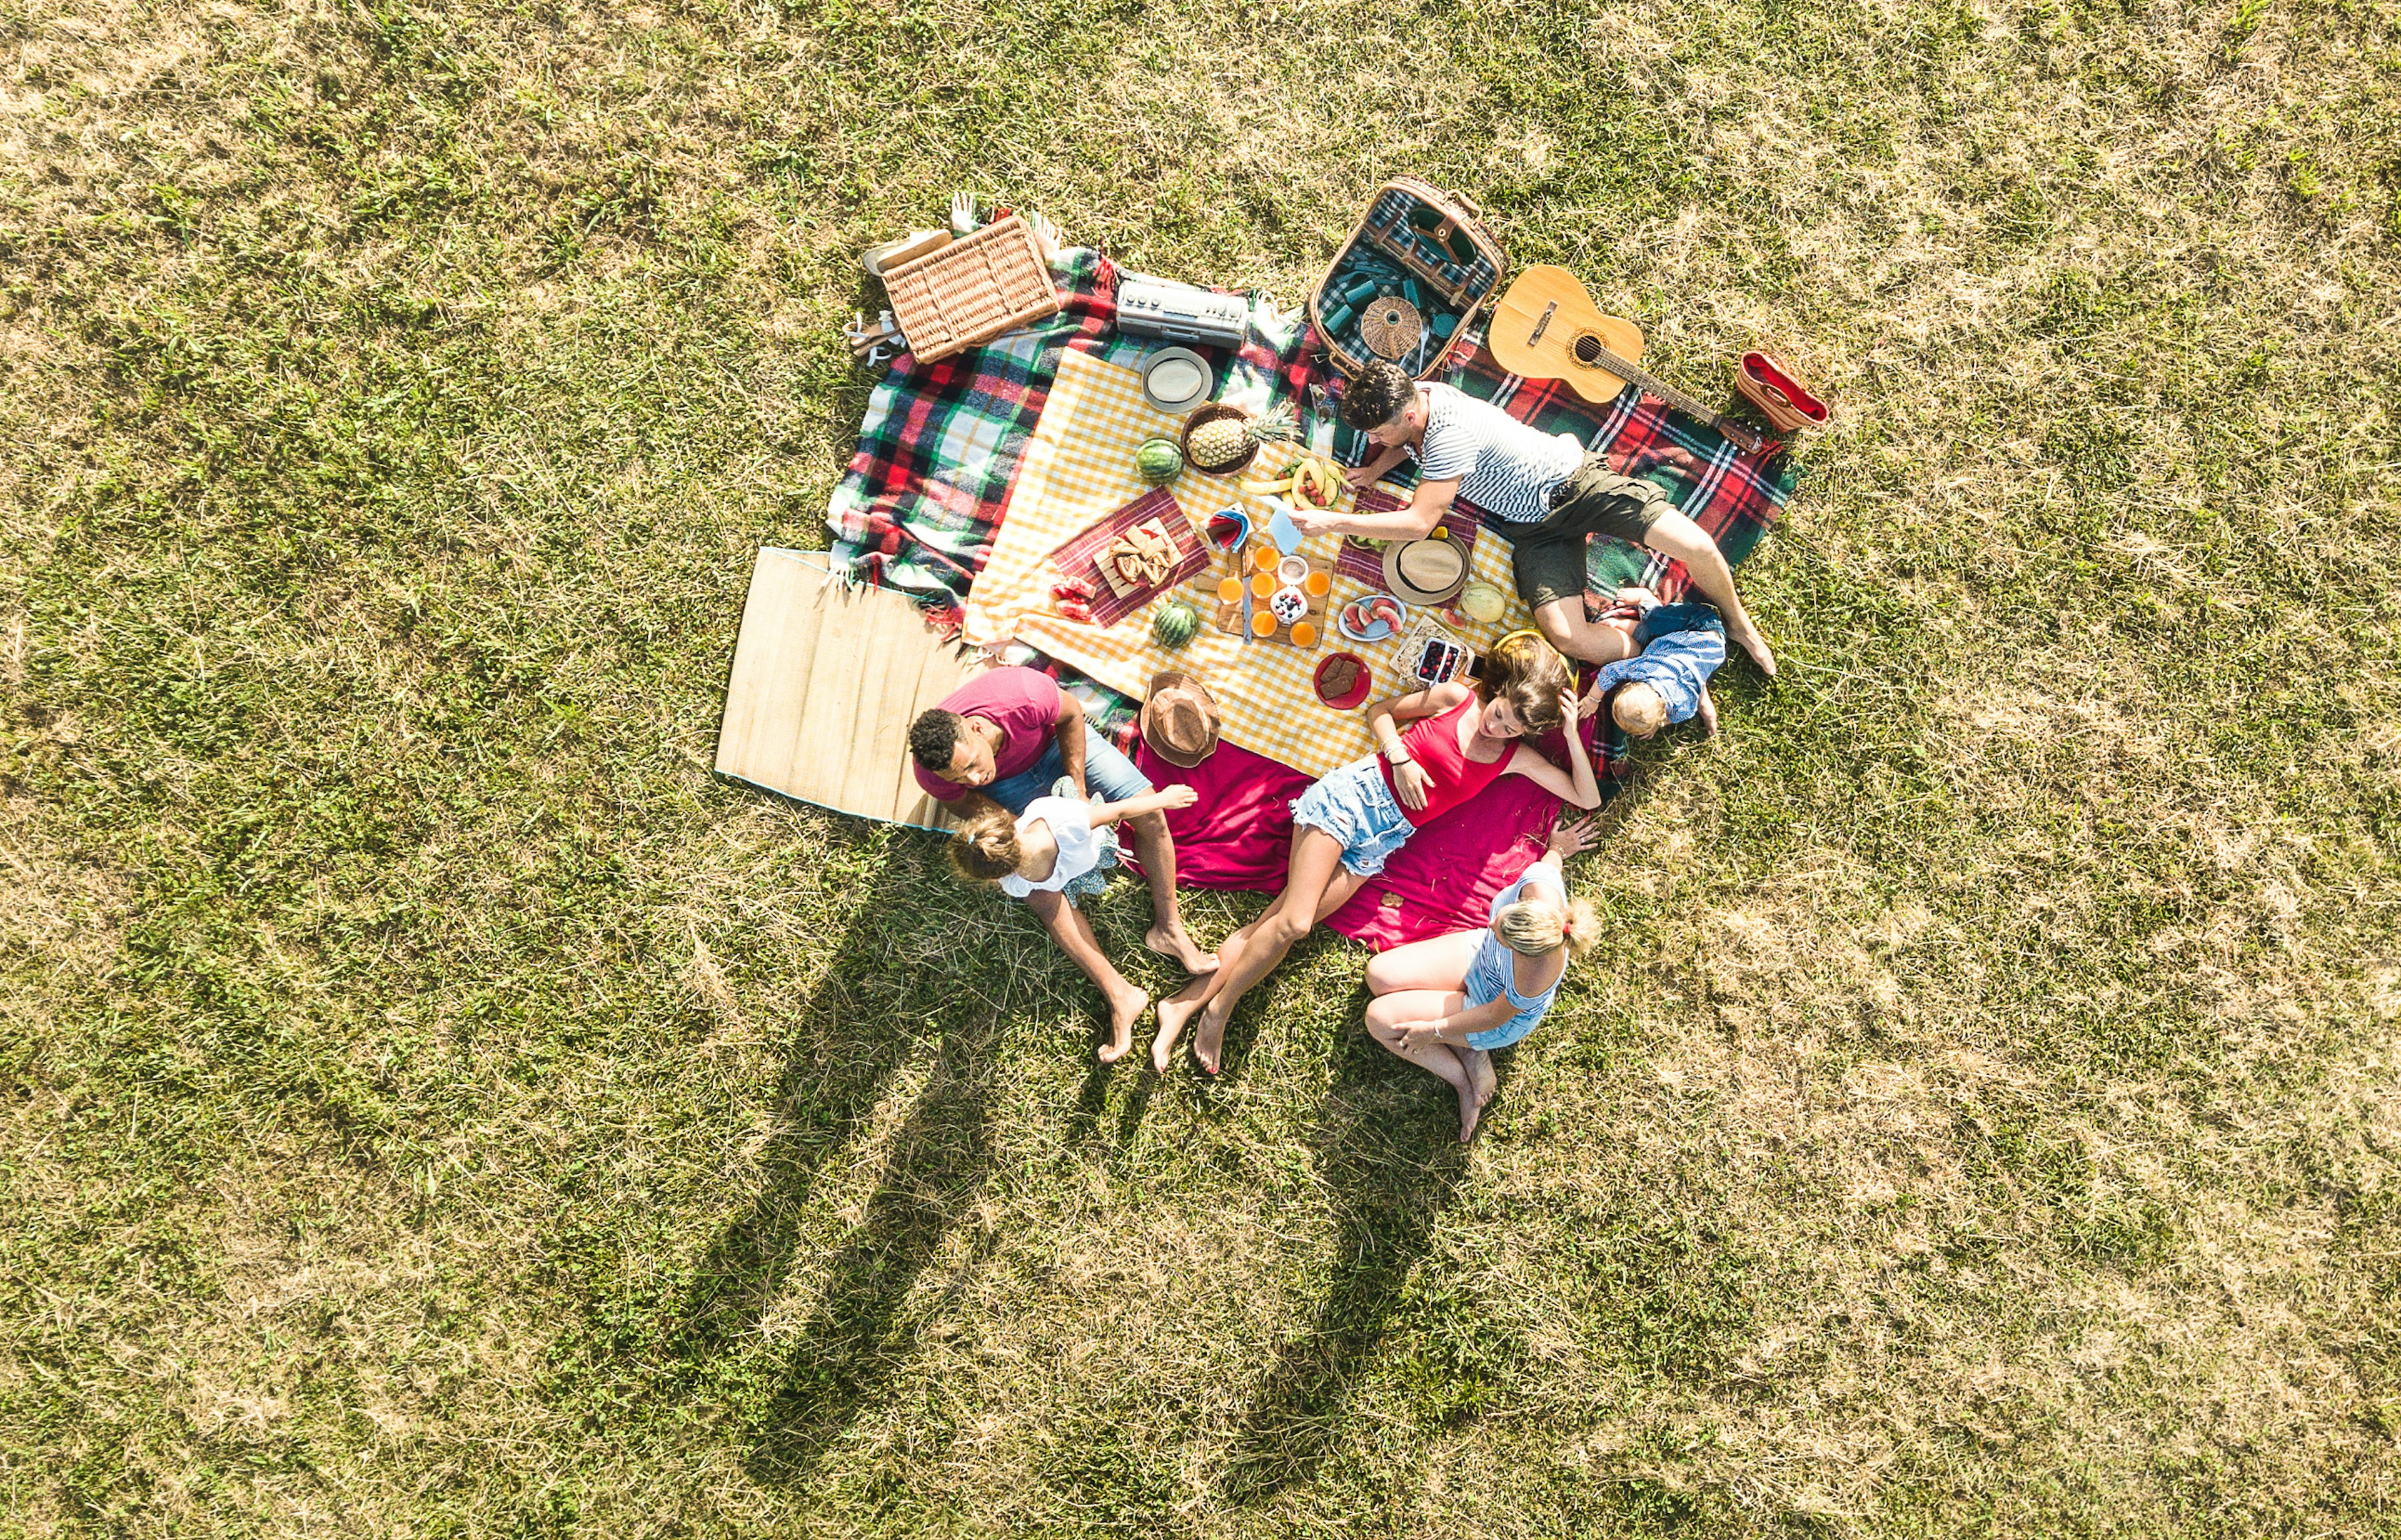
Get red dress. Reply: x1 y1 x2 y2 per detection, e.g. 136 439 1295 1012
1377 698 1514 827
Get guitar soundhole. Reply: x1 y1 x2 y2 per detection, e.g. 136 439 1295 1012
1570 333 1604 368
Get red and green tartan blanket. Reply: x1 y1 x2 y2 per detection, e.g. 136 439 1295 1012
825 256 1797 763
827 249 1314 630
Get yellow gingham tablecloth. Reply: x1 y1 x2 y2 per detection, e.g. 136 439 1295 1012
963 350 1540 779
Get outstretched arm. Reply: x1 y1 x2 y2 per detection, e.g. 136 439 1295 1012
1089 783 1199 827
1291 477 1456 541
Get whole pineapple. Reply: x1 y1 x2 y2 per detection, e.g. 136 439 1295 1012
1185 401 1296 471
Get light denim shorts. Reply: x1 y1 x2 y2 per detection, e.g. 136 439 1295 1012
1289 757 1415 877
1462 935 1557 1052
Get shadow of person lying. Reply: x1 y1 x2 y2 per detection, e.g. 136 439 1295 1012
738 1001 1007 1482
663 827 1027 1482
1213 1014 1500 1504
670 818 1170 1482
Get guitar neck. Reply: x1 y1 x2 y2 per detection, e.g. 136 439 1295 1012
1578 341 1766 455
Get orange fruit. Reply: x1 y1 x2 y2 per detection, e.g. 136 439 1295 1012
1289 620 1317 648
1251 610 1276 637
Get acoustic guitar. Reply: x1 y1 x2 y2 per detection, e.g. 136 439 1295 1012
1486 266 1769 456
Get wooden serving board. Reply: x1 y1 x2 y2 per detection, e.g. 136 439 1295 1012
1213 541 1333 648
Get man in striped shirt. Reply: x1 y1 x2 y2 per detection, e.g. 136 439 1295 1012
1290 360 1776 675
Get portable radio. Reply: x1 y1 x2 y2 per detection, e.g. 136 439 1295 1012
1115 278 1249 350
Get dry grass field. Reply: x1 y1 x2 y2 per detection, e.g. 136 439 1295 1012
5 0 2400 1534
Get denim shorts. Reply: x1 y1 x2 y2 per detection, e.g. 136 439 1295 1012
987 721 1152 816
1462 935 1557 1052
1289 757 1414 877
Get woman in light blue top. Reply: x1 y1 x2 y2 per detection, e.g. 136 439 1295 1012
1362 818 1599 1142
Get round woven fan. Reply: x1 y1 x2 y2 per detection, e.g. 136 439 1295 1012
1359 296 1424 360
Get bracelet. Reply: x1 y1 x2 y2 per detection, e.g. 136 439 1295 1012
1384 747 1414 767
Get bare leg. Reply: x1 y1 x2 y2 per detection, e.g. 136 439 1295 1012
1125 808 1215 974
1151 834 1374 1073
1189 831 1369 1073
1366 990 1483 1141
1152 915 1264 1072
1364 929 1485 999
1025 890 1147 1062
1462 1047 1497 1108
1533 595 1637 669
1642 510 1774 676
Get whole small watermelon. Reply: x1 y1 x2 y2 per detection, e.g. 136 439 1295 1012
1152 600 1200 650
1135 438 1184 485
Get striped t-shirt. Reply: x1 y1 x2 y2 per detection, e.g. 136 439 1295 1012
1407 383 1586 524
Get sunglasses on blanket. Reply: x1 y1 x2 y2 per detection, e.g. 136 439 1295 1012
1406 206 1479 266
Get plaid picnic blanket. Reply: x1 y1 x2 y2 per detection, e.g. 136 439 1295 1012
827 249 1314 628
1048 486 1210 628
825 275 1794 778
1321 321 1797 603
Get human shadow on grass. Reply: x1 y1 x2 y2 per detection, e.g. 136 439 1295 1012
1213 1011 1499 1504
672 833 1161 1481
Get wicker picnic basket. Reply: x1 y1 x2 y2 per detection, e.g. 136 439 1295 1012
1309 177 1507 382
880 214 1062 366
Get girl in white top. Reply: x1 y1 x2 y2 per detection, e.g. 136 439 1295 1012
949 780 1199 1060
1361 817 1600 1142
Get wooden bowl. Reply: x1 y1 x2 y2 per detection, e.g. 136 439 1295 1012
1180 403 1259 475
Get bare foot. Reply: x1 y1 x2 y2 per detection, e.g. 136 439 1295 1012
1099 983 1149 1063
1456 1081 1482 1143
1730 622 1776 677
1145 925 1218 975
1190 1002 1230 1076
1467 1050 1497 1109
1151 989 1206 1074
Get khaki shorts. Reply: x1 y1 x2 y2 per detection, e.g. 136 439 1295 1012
1509 455 1675 612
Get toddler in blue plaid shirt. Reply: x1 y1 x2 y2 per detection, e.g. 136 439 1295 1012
1578 591 1728 738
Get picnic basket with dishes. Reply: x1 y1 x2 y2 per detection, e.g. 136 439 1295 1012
1309 177 1508 381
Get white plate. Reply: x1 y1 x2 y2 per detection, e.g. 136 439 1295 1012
1334 595 1408 644
1140 347 1215 413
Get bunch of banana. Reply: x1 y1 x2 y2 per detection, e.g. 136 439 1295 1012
1241 451 1347 511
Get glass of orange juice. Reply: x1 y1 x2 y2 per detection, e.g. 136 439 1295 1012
1289 620 1317 648
1251 570 1276 597
1217 576 1242 604
1252 545 1279 571
1251 610 1276 637
1303 570 1331 597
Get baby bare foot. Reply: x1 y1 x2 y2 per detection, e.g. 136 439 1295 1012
1145 925 1219 975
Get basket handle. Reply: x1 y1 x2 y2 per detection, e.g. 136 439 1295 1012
1446 189 1483 219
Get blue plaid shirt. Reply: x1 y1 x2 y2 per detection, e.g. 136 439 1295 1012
1590 604 1726 725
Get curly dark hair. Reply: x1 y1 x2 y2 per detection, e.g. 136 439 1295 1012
908 708 969 771
1337 360 1416 431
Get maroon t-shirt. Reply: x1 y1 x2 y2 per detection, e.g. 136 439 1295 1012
912 667 1064 802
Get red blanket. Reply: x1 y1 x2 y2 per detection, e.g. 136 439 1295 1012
1133 715 1598 950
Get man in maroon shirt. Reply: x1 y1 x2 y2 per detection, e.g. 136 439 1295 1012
909 667 1215 1036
